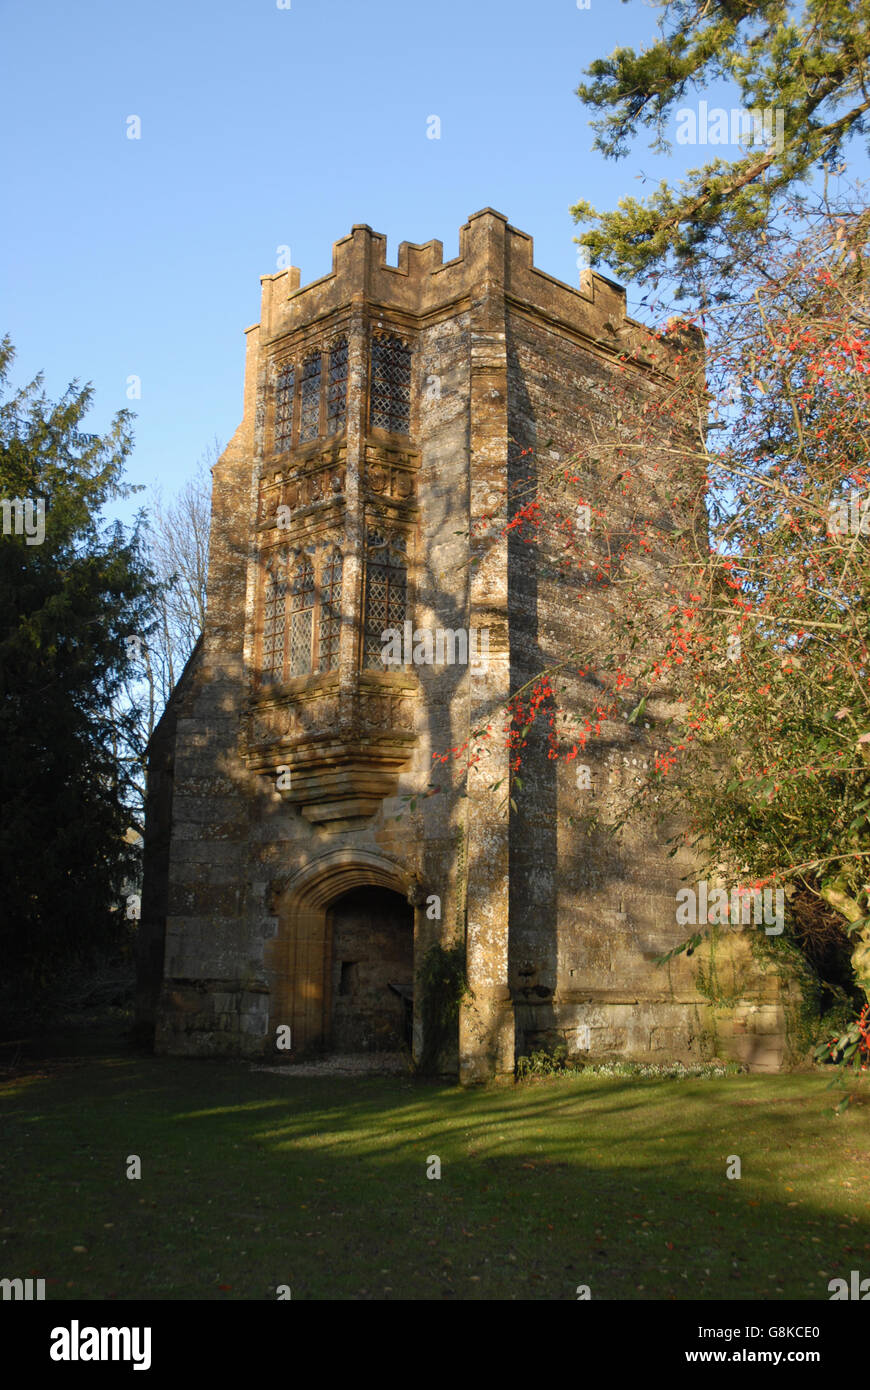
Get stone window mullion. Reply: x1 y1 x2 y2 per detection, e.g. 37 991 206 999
337 311 367 700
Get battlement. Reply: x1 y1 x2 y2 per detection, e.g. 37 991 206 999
255 209 684 360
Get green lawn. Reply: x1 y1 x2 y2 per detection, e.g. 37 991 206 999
1 1027 868 1301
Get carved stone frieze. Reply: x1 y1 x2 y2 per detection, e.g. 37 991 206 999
260 444 348 529
364 443 418 502
358 689 415 732
247 691 341 747
281 465 345 509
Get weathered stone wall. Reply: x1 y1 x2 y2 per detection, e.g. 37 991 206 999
502 300 790 1069
150 332 270 1056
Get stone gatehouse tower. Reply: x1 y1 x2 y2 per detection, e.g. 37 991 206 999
137 209 796 1080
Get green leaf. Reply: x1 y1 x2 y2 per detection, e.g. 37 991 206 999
847 917 870 937
627 697 647 725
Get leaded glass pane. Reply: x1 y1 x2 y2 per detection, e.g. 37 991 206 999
363 531 407 667
326 340 348 436
289 609 313 677
275 365 295 452
262 560 287 683
288 557 315 676
369 335 411 434
318 549 343 671
299 352 322 442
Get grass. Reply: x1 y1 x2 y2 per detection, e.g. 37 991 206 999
1 1022 868 1301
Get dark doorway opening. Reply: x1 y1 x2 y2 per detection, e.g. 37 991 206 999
328 886 413 1051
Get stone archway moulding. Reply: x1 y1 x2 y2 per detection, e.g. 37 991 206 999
265 848 414 1052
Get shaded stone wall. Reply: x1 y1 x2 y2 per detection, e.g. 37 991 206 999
502 302 791 1069
147 335 271 1055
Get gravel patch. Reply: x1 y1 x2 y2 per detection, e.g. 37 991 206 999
251 1052 412 1077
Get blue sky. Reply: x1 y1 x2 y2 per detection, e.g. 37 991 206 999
2 0 863 520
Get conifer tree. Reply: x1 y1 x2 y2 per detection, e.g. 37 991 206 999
573 0 870 296
0 336 158 1009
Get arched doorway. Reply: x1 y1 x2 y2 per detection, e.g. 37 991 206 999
328 887 413 1051
265 849 417 1055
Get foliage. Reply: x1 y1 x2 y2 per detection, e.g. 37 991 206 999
650 210 870 1012
515 1042 574 1078
572 0 870 297
516 1055 745 1080
0 336 159 1013
813 1002 870 1111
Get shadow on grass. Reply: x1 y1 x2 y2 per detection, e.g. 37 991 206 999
0 1030 867 1301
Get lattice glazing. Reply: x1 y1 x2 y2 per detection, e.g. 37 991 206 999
262 564 287 682
299 353 322 442
274 365 295 452
318 549 343 671
363 531 408 666
369 335 411 434
326 340 348 436
288 557 315 676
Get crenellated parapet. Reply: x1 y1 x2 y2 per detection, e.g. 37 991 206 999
253 207 690 360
